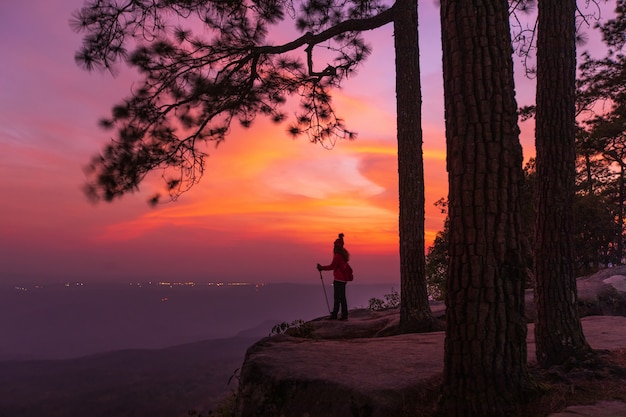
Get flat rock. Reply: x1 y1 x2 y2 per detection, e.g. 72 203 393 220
234 268 626 416
234 313 626 417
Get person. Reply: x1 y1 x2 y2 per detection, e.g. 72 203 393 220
317 233 350 320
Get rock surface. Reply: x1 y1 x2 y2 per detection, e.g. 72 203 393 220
524 265 626 321
234 268 626 417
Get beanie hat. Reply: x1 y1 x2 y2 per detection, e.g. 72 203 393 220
334 233 345 247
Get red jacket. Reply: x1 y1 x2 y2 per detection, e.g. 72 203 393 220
320 253 349 282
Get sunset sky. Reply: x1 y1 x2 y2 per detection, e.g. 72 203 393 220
0 1 610 285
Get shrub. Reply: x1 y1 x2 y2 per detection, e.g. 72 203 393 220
270 319 314 338
369 288 400 311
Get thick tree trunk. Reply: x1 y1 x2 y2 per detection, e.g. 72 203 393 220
618 166 624 263
394 0 435 332
534 0 592 367
439 0 530 414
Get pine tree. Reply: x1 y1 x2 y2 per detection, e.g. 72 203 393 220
71 0 436 332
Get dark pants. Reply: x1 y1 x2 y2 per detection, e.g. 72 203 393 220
331 280 347 319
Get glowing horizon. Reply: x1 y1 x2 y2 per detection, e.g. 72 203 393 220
7 0 608 284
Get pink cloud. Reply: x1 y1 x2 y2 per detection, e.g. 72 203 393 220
5 0 611 285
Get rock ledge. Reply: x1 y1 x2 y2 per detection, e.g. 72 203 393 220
234 268 626 417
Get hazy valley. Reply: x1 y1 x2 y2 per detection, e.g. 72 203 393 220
0 282 393 416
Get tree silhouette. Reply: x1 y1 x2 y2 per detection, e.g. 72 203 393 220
392 0 436 332
577 0 626 266
533 0 592 367
71 0 436 331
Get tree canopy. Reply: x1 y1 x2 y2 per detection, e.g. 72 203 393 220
71 0 396 203
73 0 439 332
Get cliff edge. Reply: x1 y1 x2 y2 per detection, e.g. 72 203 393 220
234 268 626 417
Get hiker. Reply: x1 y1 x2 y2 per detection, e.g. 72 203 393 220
317 233 351 320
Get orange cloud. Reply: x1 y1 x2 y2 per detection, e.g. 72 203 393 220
92 113 448 254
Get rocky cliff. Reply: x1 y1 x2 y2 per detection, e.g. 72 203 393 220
233 268 626 417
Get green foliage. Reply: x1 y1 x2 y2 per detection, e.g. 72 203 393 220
571 10 626 269
368 287 400 311
368 297 384 311
425 198 449 301
425 220 448 301
71 0 390 202
574 193 621 273
269 319 314 338
426 156 622 285
384 288 400 308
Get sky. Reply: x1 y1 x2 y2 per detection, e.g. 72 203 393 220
0 1 609 285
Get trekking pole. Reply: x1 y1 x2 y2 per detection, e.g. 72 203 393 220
319 270 332 313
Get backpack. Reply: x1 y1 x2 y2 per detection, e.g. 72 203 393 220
342 261 354 281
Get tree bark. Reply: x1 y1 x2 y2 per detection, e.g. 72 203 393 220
394 0 436 332
534 0 592 367
618 164 624 264
439 0 530 414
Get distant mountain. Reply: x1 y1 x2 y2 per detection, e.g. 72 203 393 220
0 283 395 415
0 283 393 360
0 335 259 417
235 319 287 338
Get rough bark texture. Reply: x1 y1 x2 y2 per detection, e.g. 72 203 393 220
534 0 592 367
439 0 530 415
394 0 435 333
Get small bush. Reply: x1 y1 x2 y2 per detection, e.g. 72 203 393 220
369 288 400 311
270 319 314 338
368 297 385 311
384 288 400 308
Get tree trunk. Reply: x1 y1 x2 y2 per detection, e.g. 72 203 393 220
534 0 592 367
439 0 530 414
618 165 624 264
394 0 435 332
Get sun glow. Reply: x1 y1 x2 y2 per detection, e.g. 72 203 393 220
92 114 448 256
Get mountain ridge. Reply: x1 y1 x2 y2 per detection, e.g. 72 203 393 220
0 333 264 417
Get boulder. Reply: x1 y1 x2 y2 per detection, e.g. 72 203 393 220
576 266 626 317
525 265 626 321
